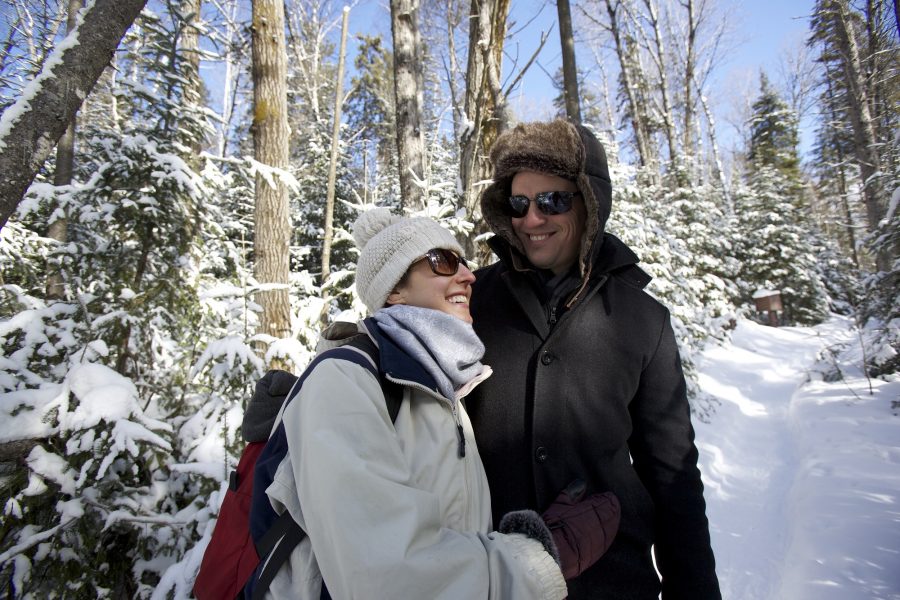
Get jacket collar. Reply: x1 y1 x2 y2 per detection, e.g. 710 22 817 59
486 233 650 339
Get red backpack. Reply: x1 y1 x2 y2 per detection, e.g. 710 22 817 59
193 335 401 600
192 368 298 600
193 440 267 599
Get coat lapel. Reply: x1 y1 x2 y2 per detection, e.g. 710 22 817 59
501 270 551 340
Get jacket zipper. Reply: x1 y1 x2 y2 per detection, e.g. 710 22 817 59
390 377 466 458
451 403 466 458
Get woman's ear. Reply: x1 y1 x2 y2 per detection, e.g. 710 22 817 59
386 288 406 306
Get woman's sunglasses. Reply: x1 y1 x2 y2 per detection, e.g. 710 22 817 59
504 191 581 218
420 248 468 276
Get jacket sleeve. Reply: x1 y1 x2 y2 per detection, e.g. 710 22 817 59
270 358 566 600
628 314 722 600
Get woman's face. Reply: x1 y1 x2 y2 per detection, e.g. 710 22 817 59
387 253 476 323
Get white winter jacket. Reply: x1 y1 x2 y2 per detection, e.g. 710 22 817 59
262 320 566 599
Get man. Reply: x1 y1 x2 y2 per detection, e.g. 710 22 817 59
468 119 721 599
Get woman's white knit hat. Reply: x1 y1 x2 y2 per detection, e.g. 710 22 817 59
352 207 464 314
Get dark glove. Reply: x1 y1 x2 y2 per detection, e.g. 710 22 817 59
542 479 621 580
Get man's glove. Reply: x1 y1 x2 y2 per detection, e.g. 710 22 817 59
542 479 621 580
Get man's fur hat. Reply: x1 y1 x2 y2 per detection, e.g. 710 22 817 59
480 119 612 276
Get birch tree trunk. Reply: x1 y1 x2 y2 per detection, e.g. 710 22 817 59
601 0 656 170
557 0 582 123
680 0 698 160
251 0 292 365
643 0 678 162
0 0 149 230
321 7 349 284
213 0 242 156
390 0 426 210
46 0 83 300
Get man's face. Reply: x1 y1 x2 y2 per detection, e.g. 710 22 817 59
509 171 586 275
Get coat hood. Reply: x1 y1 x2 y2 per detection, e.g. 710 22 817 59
480 119 613 277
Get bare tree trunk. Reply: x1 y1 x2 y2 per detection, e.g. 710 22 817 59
642 0 678 162
213 0 242 156
459 0 510 262
557 0 582 123
694 77 730 210
321 7 349 284
251 0 292 366
390 0 427 210
46 0 83 301
601 0 656 170
439 0 466 140
823 68 861 270
180 0 203 160
824 0 888 270
0 0 149 230
680 0 698 160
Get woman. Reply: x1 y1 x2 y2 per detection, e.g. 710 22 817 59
258 208 616 599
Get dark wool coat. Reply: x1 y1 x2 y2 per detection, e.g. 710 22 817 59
468 120 721 600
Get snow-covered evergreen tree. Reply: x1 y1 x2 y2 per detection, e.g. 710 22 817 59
734 75 830 325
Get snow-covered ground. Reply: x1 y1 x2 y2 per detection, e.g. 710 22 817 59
695 317 900 600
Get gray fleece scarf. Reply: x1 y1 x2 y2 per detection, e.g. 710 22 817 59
372 305 485 401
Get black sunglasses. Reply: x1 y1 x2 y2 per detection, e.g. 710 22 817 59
419 248 468 276
505 191 581 218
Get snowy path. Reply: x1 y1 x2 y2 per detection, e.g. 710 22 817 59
693 318 900 600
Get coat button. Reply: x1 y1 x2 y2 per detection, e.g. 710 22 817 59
540 351 554 365
535 446 549 462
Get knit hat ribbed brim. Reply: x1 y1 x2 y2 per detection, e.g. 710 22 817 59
352 208 464 314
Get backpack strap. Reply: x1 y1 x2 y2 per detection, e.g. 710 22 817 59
344 333 404 422
248 332 403 600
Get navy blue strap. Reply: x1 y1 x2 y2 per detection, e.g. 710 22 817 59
252 511 304 600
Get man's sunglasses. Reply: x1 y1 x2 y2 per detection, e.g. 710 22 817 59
419 248 468 276
504 191 581 218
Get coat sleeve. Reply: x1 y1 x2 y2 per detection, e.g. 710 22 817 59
271 358 566 600
628 314 722 600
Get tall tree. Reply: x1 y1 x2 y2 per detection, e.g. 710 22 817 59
390 0 427 209
251 0 292 365
45 0 83 300
321 6 350 284
748 73 802 187
0 0 149 229
737 77 828 324
459 0 510 260
641 0 678 162
591 0 659 171
812 0 891 271
557 0 582 123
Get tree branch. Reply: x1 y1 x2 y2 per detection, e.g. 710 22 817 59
0 0 149 230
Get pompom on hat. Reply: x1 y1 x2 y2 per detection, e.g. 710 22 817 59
352 207 464 314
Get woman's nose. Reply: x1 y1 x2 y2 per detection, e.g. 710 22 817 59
457 263 476 283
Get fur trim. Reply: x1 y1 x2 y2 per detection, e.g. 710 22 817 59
498 509 561 565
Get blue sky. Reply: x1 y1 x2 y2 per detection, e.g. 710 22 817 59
500 0 817 153
348 0 816 157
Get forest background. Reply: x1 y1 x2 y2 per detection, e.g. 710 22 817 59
0 0 897 597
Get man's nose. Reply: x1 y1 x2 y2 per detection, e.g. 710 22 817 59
521 200 547 226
